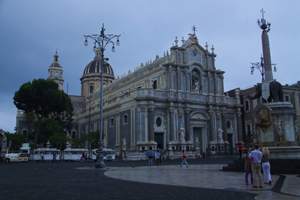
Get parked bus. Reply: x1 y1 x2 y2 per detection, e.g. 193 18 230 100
92 148 115 161
63 148 89 161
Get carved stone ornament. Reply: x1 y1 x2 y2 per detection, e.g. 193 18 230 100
178 108 184 118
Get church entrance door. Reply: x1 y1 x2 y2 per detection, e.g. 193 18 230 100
154 132 164 149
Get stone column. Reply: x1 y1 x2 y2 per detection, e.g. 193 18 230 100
148 106 155 142
186 72 190 92
209 110 215 141
177 67 180 91
169 108 175 141
116 113 120 146
262 30 273 81
184 108 191 142
169 65 173 90
221 112 228 142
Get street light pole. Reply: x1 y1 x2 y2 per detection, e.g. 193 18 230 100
84 24 120 168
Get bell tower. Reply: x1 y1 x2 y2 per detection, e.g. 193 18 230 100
48 51 64 90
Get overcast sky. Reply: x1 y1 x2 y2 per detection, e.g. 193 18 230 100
1 0 299 133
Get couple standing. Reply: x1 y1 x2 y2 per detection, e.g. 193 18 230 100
246 144 272 188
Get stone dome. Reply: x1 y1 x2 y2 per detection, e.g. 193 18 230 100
83 59 114 76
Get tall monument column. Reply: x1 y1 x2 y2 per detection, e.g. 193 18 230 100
258 9 273 81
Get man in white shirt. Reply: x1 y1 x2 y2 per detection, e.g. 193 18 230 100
249 144 263 188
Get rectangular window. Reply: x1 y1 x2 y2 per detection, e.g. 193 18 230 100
285 95 290 102
90 86 94 94
247 125 251 135
90 123 93 131
245 101 249 111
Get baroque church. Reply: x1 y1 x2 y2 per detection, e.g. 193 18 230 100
16 32 244 157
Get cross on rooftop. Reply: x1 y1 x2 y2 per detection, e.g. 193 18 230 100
260 8 265 19
191 25 197 35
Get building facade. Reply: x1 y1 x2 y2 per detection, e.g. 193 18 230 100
74 33 243 155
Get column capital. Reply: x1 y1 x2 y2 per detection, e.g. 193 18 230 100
141 107 147 111
184 108 191 114
148 106 155 112
169 108 175 113
237 112 242 117
221 111 227 116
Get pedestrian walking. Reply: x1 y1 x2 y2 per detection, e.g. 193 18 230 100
156 150 160 166
180 150 188 168
52 152 57 163
145 150 154 166
244 148 253 186
262 147 272 185
249 144 263 188
81 152 86 162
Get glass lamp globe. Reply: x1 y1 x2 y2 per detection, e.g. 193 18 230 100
84 39 88 46
116 39 120 46
93 46 97 52
112 46 115 53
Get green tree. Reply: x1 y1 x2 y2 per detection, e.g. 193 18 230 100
13 79 73 150
38 118 64 146
83 130 100 150
71 137 84 148
52 99 74 134
25 111 35 140
49 132 67 150
4 132 27 151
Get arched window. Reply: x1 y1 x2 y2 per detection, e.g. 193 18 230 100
82 125 85 134
152 80 157 89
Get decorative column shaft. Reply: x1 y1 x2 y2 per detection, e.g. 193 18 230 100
169 108 175 141
221 112 228 141
209 111 214 141
185 109 191 142
148 106 155 142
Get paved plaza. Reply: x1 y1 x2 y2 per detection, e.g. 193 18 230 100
1 159 299 200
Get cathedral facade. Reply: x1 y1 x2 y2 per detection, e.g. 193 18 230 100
74 33 243 154
16 32 243 156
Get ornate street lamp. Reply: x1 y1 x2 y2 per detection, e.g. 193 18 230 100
250 55 277 82
84 24 121 168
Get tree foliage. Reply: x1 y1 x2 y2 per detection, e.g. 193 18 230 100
71 137 84 148
49 132 68 150
4 132 27 151
82 130 100 150
38 118 64 146
13 79 73 149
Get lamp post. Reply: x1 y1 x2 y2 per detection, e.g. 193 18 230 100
84 24 121 168
250 55 277 82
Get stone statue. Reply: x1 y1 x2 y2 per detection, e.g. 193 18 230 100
195 137 199 147
122 138 126 148
247 80 283 102
194 81 199 93
217 127 223 141
179 125 185 142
